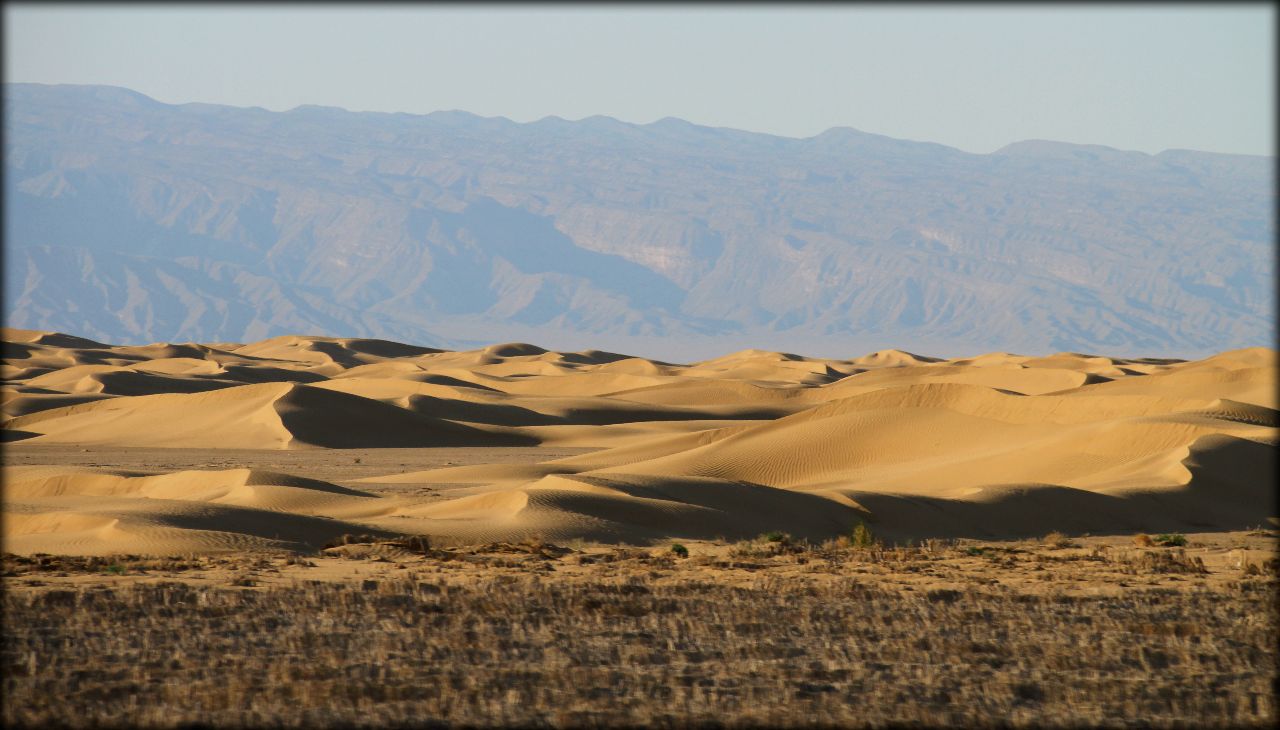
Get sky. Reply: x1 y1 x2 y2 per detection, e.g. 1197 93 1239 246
3 3 1275 156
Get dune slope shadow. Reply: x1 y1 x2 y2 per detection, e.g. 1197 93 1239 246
841 435 1276 541
465 473 870 544
274 385 538 448
150 503 402 550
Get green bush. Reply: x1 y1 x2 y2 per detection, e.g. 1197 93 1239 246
670 543 689 559
1153 533 1188 547
762 531 789 544
851 522 875 549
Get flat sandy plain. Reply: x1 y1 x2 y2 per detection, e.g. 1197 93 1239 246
2 328 1277 727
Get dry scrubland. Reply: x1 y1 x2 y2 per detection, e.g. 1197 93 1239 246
4 531 1278 728
2 328 1277 726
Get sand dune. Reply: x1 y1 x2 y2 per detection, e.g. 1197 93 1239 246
375 473 864 544
2 465 393 555
3 329 1275 553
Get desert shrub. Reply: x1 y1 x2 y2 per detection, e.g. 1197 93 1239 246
851 522 876 549
670 543 689 559
1153 533 1188 547
761 531 790 544
396 535 432 553
922 538 952 554
1121 549 1207 575
925 588 962 603
322 533 383 549
1043 531 1075 549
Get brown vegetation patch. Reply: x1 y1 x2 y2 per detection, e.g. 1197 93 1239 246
3 529 1278 728
4 572 1275 728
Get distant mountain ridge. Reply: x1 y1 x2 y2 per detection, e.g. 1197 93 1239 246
3 83 1274 359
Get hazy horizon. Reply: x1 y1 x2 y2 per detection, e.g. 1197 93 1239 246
4 5 1274 157
7 80 1274 161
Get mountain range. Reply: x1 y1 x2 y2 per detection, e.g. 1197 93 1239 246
3 83 1274 359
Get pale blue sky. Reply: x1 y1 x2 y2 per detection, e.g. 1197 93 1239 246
4 3 1274 155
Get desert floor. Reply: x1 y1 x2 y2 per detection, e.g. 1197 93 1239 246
4 529 1277 727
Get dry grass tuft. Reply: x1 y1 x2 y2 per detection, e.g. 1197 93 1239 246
1120 549 1208 575
1043 531 1077 549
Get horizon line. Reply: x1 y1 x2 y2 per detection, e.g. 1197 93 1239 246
6 81 1272 160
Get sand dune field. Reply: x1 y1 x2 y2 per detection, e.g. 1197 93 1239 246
3 328 1275 555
